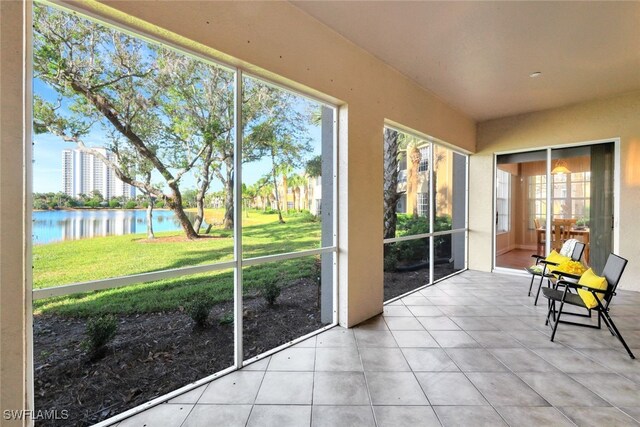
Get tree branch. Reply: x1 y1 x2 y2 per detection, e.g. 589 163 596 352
89 71 151 91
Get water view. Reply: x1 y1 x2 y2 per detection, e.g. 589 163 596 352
32 209 203 244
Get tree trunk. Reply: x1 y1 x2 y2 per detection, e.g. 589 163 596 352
193 196 205 233
223 170 234 230
146 195 155 239
383 128 401 239
407 145 422 218
272 169 285 224
282 175 289 214
167 188 199 239
193 146 213 234
292 191 297 213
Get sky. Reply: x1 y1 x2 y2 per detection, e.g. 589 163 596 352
32 4 325 195
32 80 324 195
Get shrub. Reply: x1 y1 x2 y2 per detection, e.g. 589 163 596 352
108 199 120 208
83 315 118 355
434 215 452 232
154 200 165 208
187 299 213 328
301 211 318 223
383 248 399 272
85 199 100 208
124 200 137 209
33 199 49 210
260 280 281 306
218 312 234 325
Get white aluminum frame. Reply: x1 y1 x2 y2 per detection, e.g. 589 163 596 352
492 137 622 271
28 2 340 425
233 69 244 368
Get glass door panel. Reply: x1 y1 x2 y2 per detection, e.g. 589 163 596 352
551 144 613 272
496 144 614 273
495 150 547 269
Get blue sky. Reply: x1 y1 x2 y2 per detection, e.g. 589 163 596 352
32 4 324 195
32 78 323 194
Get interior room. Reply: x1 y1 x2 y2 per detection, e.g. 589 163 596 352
2 1 640 426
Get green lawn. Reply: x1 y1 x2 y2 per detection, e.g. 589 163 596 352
33 209 322 317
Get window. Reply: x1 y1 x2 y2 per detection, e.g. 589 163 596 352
528 172 590 225
496 169 510 232
417 192 429 217
569 172 590 219
418 146 429 172
528 174 547 228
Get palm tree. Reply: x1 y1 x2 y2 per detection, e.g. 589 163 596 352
383 128 400 239
288 173 306 211
400 134 426 218
253 177 274 211
305 155 322 215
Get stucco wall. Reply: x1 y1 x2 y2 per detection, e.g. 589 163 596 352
470 90 640 291
1 1 32 424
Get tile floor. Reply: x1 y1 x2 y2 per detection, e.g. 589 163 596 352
113 270 640 426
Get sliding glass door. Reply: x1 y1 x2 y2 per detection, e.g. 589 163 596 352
495 143 614 273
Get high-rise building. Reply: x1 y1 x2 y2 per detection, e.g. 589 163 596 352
61 148 135 200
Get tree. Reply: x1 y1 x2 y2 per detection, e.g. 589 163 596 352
90 190 104 203
305 155 322 179
181 189 199 209
159 55 236 231
288 173 306 211
280 165 292 214
33 4 205 239
244 82 313 224
117 149 159 239
247 122 311 223
305 155 322 215
403 136 424 218
383 128 401 239
255 177 274 211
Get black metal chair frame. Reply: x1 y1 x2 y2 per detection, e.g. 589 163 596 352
542 253 634 359
527 242 586 306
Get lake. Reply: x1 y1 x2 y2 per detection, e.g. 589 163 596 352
32 209 204 245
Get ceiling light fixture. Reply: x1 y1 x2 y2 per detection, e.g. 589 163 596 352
551 159 571 175
529 72 542 78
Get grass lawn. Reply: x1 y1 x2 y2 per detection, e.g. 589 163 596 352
33 209 323 316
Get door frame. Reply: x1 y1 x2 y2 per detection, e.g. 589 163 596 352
492 137 620 274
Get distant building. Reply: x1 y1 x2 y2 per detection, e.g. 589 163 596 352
62 148 135 200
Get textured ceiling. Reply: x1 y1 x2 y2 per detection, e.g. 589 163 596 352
292 1 640 121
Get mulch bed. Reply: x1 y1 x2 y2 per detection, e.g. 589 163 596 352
384 263 460 301
33 279 326 426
